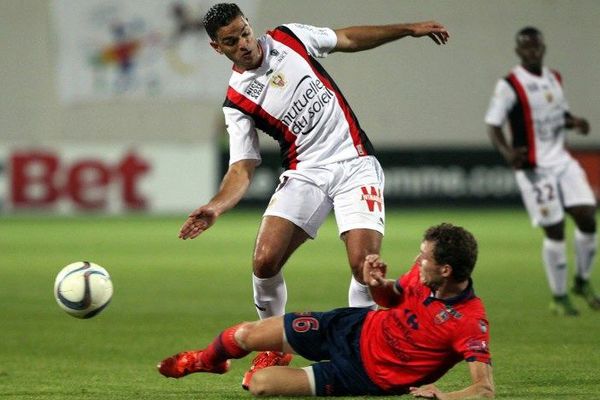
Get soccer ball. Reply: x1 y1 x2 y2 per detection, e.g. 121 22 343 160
54 261 113 319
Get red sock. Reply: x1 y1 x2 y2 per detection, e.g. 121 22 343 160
200 324 250 366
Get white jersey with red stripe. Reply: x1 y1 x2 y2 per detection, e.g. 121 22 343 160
223 23 374 170
485 65 572 168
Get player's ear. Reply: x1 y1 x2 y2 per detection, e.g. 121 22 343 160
210 41 223 54
441 264 452 278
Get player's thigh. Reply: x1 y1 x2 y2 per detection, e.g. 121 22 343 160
264 177 333 239
515 169 563 227
253 216 311 276
559 160 597 208
248 366 312 396
237 316 286 351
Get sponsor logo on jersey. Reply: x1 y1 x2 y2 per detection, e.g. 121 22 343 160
281 75 334 135
246 79 266 99
270 72 286 88
434 309 450 324
361 186 383 212
526 83 539 92
445 305 463 319
270 48 288 63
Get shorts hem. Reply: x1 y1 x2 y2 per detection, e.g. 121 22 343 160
338 223 385 237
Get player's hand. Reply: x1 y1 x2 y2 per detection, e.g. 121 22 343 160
363 254 388 287
178 206 218 239
574 117 590 135
409 384 446 399
408 21 449 45
505 146 528 169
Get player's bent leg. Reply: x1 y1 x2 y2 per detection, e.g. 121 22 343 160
247 219 307 389
566 205 600 309
248 366 312 397
252 217 310 318
342 229 382 308
236 317 288 350
540 221 579 315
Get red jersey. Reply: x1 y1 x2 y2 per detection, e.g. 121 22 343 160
359 264 491 393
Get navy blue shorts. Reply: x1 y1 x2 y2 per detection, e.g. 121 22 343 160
284 307 386 396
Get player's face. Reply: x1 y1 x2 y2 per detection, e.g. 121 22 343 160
210 16 262 71
417 240 449 290
516 33 545 71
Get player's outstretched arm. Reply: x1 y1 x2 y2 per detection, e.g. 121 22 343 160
333 21 449 53
179 159 257 240
363 254 401 308
409 362 494 399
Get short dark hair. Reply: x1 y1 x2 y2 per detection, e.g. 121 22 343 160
203 3 244 40
424 223 478 282
516 26 542 43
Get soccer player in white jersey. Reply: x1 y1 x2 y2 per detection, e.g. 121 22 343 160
177 3 449 387
485 27 599 316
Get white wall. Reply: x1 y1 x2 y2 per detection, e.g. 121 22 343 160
2 0 599 149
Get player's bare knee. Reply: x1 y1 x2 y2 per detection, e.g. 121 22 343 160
234 322 256 350
247 370 273 396
252 252 282 278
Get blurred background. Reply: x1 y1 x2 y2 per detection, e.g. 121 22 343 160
1 0 599 214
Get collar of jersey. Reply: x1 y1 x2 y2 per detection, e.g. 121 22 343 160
423 278 475 306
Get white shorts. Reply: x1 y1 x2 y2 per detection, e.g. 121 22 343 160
264 156 385 238
515 158 596 227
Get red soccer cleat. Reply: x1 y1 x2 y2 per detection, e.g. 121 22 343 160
241 351 293 390
157 349 231 378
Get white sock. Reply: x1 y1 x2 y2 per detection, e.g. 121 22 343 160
542 238 568 296
252 272 287 319
348 275 376 309
574 229 597 280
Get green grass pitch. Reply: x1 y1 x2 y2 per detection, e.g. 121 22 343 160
1 209 599 399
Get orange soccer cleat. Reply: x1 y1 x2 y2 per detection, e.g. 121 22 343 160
157 349 231 378
241 351 293 390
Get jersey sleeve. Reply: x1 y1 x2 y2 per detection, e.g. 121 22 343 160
223 106 262 166
484 79 517 127
283 23 337 58
452 316 492 364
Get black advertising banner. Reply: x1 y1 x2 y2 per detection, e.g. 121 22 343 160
220 148 600 207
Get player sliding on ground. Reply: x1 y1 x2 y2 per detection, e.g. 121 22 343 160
159 223 495 398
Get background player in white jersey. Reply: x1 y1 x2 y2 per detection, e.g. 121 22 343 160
485 27 599 316
178 3 449 385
